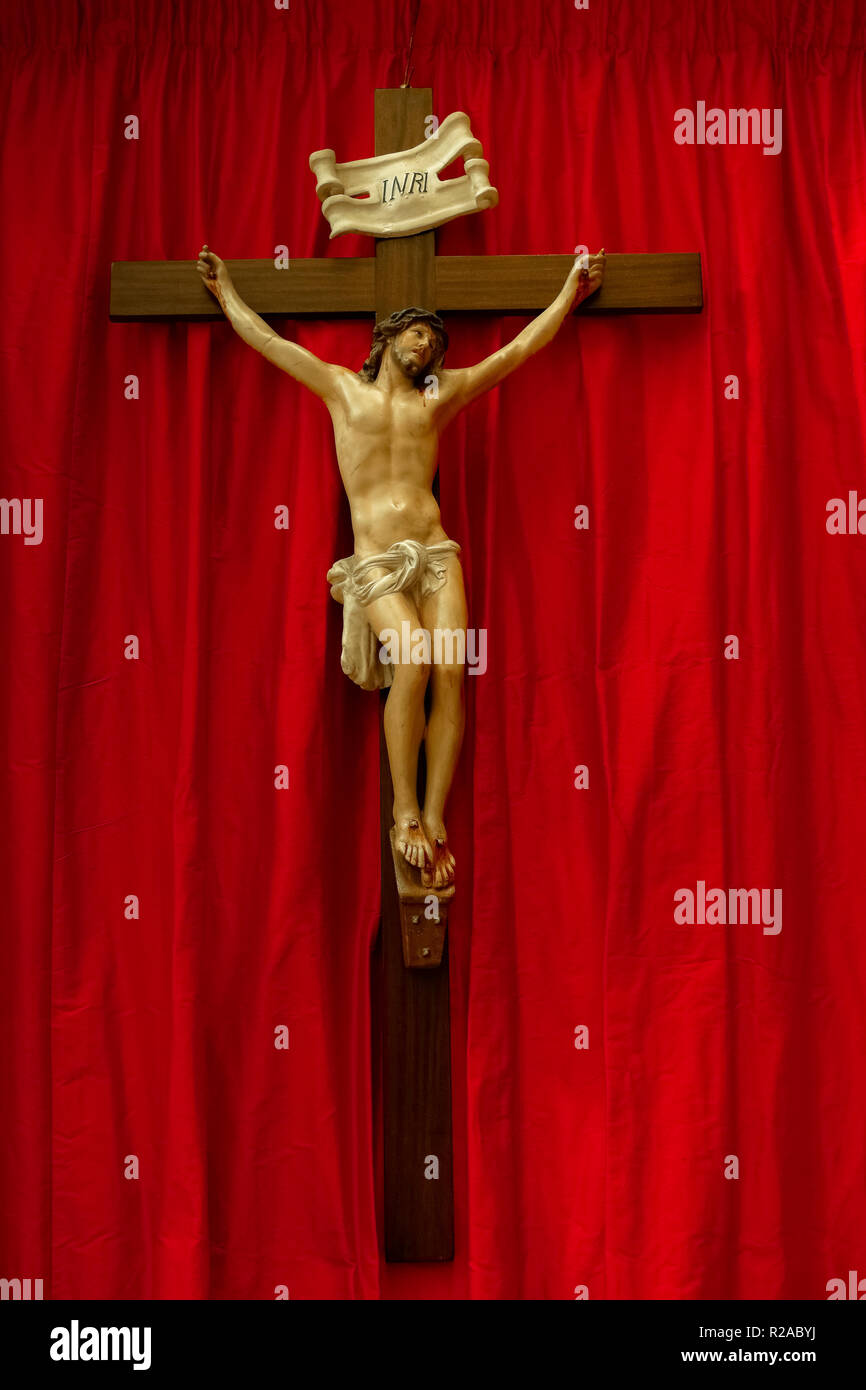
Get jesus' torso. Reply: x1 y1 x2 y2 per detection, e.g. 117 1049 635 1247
327 368 455 558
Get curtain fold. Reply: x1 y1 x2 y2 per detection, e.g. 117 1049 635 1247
1 0 864 1299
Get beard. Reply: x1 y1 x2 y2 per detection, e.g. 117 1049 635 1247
392 345 430 384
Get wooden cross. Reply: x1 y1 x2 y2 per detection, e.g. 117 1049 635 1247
111 86 702 1264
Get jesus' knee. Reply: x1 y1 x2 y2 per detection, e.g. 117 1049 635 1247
390 649 432 696
430 660 465 705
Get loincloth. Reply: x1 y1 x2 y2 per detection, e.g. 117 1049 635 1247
327 538 462 690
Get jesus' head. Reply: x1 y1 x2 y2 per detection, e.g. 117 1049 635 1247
359 307 449 388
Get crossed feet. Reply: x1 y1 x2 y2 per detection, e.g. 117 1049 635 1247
394 807 456 889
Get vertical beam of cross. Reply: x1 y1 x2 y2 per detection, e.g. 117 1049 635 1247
373 87 455 1263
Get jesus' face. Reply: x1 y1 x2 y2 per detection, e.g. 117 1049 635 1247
390 322 437 379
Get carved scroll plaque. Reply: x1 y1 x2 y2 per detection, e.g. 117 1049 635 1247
309 110 498 239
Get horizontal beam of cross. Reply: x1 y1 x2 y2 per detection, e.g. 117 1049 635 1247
109 252 702 321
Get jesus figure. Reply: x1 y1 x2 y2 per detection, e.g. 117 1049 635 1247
196 245 605 888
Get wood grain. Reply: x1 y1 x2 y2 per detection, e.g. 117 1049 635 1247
109 257 377 321
110 250 701 320
435 252 703 313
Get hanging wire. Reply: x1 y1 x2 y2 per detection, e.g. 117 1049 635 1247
400 0 423 88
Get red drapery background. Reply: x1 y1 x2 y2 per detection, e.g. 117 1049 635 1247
2 0 865 1300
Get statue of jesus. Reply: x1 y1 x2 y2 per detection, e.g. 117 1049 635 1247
196 245 605 888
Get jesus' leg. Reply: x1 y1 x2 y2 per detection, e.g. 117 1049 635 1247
419 557 468 888
362 586 433 871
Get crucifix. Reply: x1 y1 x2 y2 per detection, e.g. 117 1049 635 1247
111 86 702 1264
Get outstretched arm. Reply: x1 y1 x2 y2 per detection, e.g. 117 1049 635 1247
442 250 605 413
195 246 339 403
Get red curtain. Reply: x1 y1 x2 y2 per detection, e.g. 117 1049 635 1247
2 0 865 1300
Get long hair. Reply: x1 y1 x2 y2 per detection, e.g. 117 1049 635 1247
359 306 449 387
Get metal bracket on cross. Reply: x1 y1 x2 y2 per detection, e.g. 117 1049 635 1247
309 110 499 239
389 828 455 968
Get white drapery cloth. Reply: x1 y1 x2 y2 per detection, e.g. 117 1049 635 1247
327 538 461 690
